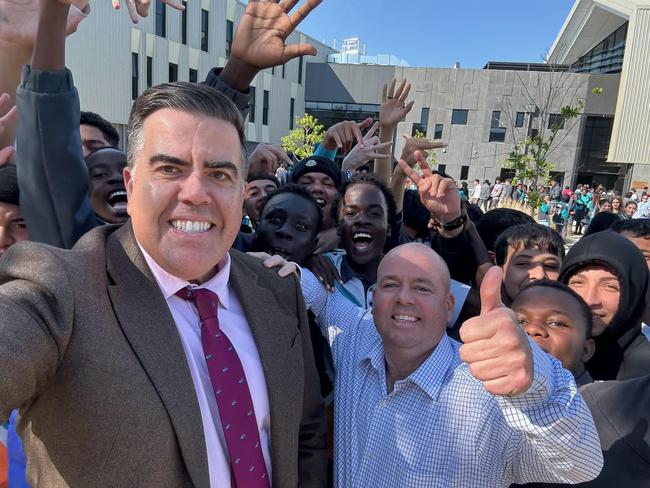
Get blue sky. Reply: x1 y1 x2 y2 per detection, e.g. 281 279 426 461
297 0 576 68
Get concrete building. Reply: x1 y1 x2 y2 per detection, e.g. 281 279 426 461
305 62 621 188
549 0 650 189
66 0 335 151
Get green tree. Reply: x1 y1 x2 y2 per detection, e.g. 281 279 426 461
281 114 325 160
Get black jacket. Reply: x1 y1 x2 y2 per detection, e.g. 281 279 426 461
560 231 650 380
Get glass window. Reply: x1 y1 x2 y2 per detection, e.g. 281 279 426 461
411 123 426 137
263 90 269 126
189 68 198 83
282 63 285 78
155 0 166 37
131 53 139 100
305 101 318 109
317 102 333 110
290 98 295 130
489 110 506 142
451 109 468 125
168 63 178 82
298 56 304 84
249 86 256 123
460 165 469 181
362 104 379 112
347 104 362 112
434 124 443 140
332 103 346 111
200 9 209 52
548 114 565 130
226 20 234 58
146 56 152 88
420 107 430 126
437 164 447 175
181 1 187 44
515 112 525 128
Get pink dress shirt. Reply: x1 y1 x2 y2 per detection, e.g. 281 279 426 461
138 244 272 487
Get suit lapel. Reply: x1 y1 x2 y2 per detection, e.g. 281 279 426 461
106 224 209 488
228 253 298 482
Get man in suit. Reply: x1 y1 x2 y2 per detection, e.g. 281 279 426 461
0 3 327 486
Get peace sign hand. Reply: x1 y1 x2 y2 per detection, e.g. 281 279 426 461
397 150 461 224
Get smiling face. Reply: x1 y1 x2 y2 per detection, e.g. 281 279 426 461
86 148 128 223
372 244 454 358
296 172 339 230
625 202 637 217
513 286 594 375
567 266 621 336
244 178 278 227
599 200 611 212
501 245 562 301
338 183 389 266
0 202 29 257
255 192 320 264
124 109 245 283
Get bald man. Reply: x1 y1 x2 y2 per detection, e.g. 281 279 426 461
300 243 602 487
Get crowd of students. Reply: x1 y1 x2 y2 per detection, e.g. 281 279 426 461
0 0 649 487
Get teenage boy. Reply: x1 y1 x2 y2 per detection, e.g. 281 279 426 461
243 173 280 230
494 223 565 304
84 147 128 224
512 280 595 386
252 184 322 265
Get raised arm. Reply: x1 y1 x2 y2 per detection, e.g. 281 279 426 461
15 0 96 248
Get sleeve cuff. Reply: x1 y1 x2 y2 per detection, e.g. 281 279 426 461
19 65 75 93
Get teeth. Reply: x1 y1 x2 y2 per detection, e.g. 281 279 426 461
171 220 213 234
315 198 326 206
109 190 127 198
393 314 418 322
353 232 372 239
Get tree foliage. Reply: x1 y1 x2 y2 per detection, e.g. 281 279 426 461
281 114 325 160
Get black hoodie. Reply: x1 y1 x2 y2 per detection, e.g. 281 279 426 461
559 231 650 381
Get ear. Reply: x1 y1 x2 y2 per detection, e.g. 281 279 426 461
386 224 392 237
445 292 456 325
582 338 596 363
123 166 134 216
487 250 496 264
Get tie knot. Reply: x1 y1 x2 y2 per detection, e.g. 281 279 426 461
176 287 220 323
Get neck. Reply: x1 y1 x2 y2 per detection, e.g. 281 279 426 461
383 344 436 392
347 254 381 284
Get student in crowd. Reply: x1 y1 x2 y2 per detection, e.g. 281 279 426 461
474 208 535 259
79 110 120 157
610 196 623 216
251 184 322 265
479 179 491 211
243 173 280 231
584 211 620 236
511 280 595 386
494 223 564 305
84 147 128 224
623 200 637 219
560 231 650 380
0 165 28 258
470 178 481 204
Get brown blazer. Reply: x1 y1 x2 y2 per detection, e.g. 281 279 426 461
0 223 326 487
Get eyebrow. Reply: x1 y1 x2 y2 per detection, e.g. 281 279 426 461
149 154 240 175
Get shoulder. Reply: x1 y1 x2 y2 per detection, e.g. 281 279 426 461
229 249 299 292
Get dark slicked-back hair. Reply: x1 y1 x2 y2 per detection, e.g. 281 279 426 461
127 82 246 170
495 223 565 266
259 184 323 234
611 218 650 238
516 279 593 338
80 111 120 147
246 173 280 186
475 208 535 252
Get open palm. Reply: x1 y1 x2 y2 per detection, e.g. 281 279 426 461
231 0 321 69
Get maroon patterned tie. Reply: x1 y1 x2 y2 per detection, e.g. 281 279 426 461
176 287 270 488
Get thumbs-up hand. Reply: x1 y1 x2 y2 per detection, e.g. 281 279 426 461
459 266 533 397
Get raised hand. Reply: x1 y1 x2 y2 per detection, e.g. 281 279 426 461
342 122 392 171
112 0 184 24
0 94 16 165
230 0 322 70
458 266 533 397
321 117 373 154
380 79 414 128
397 134 447 173
0 0 89 51
247 144 292 176
397 150 460 224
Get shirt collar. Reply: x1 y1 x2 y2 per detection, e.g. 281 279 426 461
137 241 232 310
361 333 455 401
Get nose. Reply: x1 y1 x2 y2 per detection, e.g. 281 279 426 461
528 263 547 281
581 284 602 309
275 223 293 240
0 226 14 250
108 169 124 185
177 171 210 206
395 285 415 305
523 321 549 339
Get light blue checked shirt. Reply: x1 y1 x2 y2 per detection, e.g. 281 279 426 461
301 269 603 487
